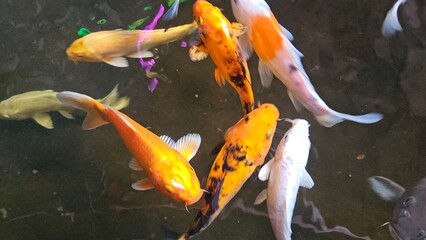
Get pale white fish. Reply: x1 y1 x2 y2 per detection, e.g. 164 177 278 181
231 0 384 127
382 0 407 37
254 119 314 240
0 85 129 129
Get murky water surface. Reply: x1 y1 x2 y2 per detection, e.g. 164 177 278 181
0 0 425 239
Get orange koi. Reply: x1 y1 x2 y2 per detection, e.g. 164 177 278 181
190 0 254 115
179 103 279 239
56 91 203 206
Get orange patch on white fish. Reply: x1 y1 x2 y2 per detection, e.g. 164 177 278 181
251 14 284 61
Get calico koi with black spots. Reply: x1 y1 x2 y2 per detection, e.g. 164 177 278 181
189 0 254 115
179 103 279 239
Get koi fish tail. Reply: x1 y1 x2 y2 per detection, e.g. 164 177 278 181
382 0 407 37
315 110 383 128
233 78 255 114
56 91 109 130
97 84 130 111
163 0 180 21
239 94 255 115
179 211 211 240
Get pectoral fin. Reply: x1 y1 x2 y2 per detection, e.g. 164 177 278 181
59 110 74 119
259 59 274 88
300 169 314 189
128 158 144 171
189 43 209 62
238 33 253 60
126 51 154 59
280 24 294 41
254 188 267 205
132 178 155 191
103 56 129 67
231 22 247 37
174 133 201 161
368 176 405 202
214 68 226 86
32 113 53 129
258 158 274 181
287 90 304 112
159 135 176 148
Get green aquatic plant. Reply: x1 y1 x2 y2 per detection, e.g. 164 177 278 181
77 27 91 37
97 19 107 24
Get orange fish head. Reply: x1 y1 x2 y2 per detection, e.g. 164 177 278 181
163 164 203 206
66 38 99 62
225 103 280 141
193 0 222 28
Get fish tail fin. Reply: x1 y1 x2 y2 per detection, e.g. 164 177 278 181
96 84 130 111
162 0 179 21
382 0 407 37
316 111 383 127
177 210 211 240
56 91 109 130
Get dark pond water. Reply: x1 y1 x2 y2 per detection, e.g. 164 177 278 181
0 0 425 239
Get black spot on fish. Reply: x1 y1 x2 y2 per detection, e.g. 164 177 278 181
225 57 234 65
236 155 246 161
230 75 246 87
289 64 298 73
244 115 250 122
209 179 224 213
222 159 235 172
213 163 220 171
208 177 221 192
243 102 254 114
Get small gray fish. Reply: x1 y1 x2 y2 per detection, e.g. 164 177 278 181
0 85 129 129
368 176 426 240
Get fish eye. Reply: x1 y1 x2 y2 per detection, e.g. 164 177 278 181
403 196 415 207
417 230 426 238
165 185 173 193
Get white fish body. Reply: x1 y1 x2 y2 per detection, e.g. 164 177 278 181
382 0 407 37
231 0 383 127
0 85 129 129
254 119 314 240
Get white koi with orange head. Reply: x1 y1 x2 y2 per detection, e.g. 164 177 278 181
231 0 383 127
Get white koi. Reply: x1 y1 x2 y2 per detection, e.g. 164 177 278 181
254 119 314 240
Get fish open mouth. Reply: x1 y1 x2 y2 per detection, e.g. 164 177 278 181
389 224 404 240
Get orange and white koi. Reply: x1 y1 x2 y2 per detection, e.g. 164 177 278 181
56 91 203 206
231 0 383 127
179 103 279 239
190 0 254 114
66 21 197 67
